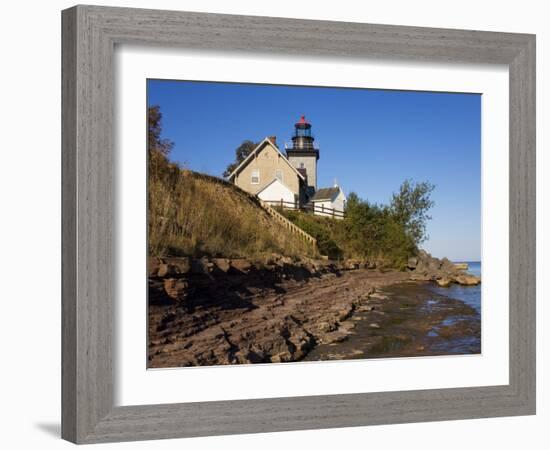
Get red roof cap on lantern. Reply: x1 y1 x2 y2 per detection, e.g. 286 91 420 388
296 115 310 125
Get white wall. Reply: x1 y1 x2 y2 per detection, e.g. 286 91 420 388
313 190 345 218
0 1 547 449
313 199 334 216
333 190 346 213
257 179 296 204
313 199 342 219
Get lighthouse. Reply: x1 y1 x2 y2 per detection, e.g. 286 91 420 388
285 115 319 199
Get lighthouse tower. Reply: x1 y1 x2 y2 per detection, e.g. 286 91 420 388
286 115 319 199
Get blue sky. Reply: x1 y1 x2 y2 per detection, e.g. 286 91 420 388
147 80 481 261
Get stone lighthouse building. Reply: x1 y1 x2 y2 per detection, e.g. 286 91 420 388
227 115 346 218
285 115 319 200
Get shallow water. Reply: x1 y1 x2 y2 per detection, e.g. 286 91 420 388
427 262 481 313
303 264 481 361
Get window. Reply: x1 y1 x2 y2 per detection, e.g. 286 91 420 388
275 169 283 181
251 169 260 184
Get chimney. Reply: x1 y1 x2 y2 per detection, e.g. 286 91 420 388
268 136 277 146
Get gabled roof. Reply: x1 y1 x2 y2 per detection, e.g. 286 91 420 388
226 138 306 182
310 187 341 202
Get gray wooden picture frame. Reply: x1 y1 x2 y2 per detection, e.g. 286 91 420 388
61 5 536 444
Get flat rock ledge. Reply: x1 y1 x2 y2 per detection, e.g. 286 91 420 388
147 251 480 367
148 257 406 367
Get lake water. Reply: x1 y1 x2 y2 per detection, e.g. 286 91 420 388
427 262 481 314
303 262 482 361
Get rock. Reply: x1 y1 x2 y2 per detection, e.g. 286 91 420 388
339 321 356 333
243 349 267 364
148 278 173 305
440 257 456 273
357 305 375 312
163 278 190 301
169 257 191 274
322 332 349 344
211 258 231 273
409 250 480 287
364 260 377 269
410 272 431 281
452 274 481 286
318 321 338 333
270 352 292 363
337 305 354 321
279 256 294 266
427 258 442 271
230 259 253 274
148 260 417 368
148 257 162 277
343 259 361 270
407 256 418 269
369 323 381 329
157 263 178 278
191 258 212 275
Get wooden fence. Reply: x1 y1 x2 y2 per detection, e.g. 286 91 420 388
262 199 346 219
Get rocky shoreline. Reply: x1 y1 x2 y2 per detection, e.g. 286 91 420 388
148 251 480 367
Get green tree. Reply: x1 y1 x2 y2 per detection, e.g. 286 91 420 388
285 191 416 268
390 179 435 245
223 140 257 178
148 105 177 188
148 105 174 156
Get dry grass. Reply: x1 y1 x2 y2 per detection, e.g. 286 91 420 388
148 152 316 259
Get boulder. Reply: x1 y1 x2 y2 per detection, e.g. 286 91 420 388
321 332 349 344
191 258 212 275
230 259 253 274
270 352 292 363
211 258 231 273
364 260 377 269
409 272 431 282
163 278 190 301
279 256 294 266
148 257 162 277
407 256 418 269
157 263 178 278
427 258 442 272
452 274 481 286
337 305 354 321
317 320 338 333
436 277 452 287
339 321 356 333
169 257 191 274
439 257 456 273
344 259 361 270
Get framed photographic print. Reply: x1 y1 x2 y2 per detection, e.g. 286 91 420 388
62 5 536 444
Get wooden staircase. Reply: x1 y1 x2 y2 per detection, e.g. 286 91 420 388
259 200 317 247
